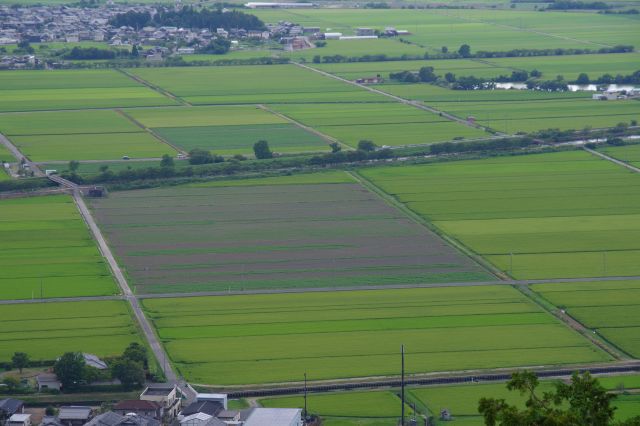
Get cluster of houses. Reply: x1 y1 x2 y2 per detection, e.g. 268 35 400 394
592 88 640 101
0 386 302 426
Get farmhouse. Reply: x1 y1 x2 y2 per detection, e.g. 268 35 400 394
140 385 181 419
83 353 108 370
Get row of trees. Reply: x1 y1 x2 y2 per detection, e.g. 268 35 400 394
62 46 140 60
109 6 265 31
312 44 633 64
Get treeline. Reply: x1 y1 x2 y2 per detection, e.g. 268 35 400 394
311 45 633 64
429 137 538 154
109 6 265 31
572 70 640 85
61 46 139 60
547 0 610 9
46 56 290 69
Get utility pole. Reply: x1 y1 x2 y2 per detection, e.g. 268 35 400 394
303 372 308 422
401 344 405 426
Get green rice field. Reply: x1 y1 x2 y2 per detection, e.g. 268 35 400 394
0 69 177 112
130 65 383 105
261 390 411 426
0 300 141 362
533 280 640 358
0 195 117 300
314 59 513 80
361 150 640 279
598 143 640 168
126 105 329 155
377 85 640 133
0 109 177 161
142 285 608 385
271 102 487 147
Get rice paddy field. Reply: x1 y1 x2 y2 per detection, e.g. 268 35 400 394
378 85 640 133
532 280 640 359
270 102 487 147
0 109 176 161
0 195 118 300
314 59 514 80
0 69 177 112
126 105 330 155
361 150 640 279
250 9 635 52
260 390 411 426
598 143 640 168
257 375 640 425
0 300 141 362
129 65 383 104
142 285 609 385
89 172 491 294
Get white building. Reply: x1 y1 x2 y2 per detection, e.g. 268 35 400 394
243 408 302 426
8 414 31 426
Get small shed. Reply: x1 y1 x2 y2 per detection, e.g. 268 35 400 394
36 374 61 392
8 414 31 426
58 406 93 426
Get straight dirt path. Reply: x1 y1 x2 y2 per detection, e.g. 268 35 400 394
295 62 503 135
118 69 190 106
585 147 640 173
72 192 180 386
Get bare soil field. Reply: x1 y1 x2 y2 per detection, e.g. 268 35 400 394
90 180 492 294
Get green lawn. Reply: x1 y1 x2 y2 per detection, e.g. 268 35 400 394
0 195 118 300
0 301 141 362
361 150 640 279
0 70 176 112
532 280 640 358
142 285 608 385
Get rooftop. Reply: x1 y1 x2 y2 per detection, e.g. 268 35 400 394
243 408 301 426
142 386 175 396
8 414 31 423
59 406 92 420
114 401 160 411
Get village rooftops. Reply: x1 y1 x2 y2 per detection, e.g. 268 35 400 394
114 401 161 411
141 385 175 396
0 399 24 416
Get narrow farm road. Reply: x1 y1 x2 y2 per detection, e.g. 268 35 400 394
0 132 44 177
585 147 640 173
72 192 180 386
295 62 503 135
117 69 191 106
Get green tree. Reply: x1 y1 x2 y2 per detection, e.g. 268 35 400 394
458 44 471 58
12 352 29 373
160 154 174 168
111 358 145 390
123 342 148 369
2 375 20 392
441 46 448 53
188 148 214 165
357 140 377 152
53 352 85 390
478 371 633 426
576 73 590 84
253 140 273 159
418 66 437 82
68 160 80 173
131 45 140 57
329 142 342 153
